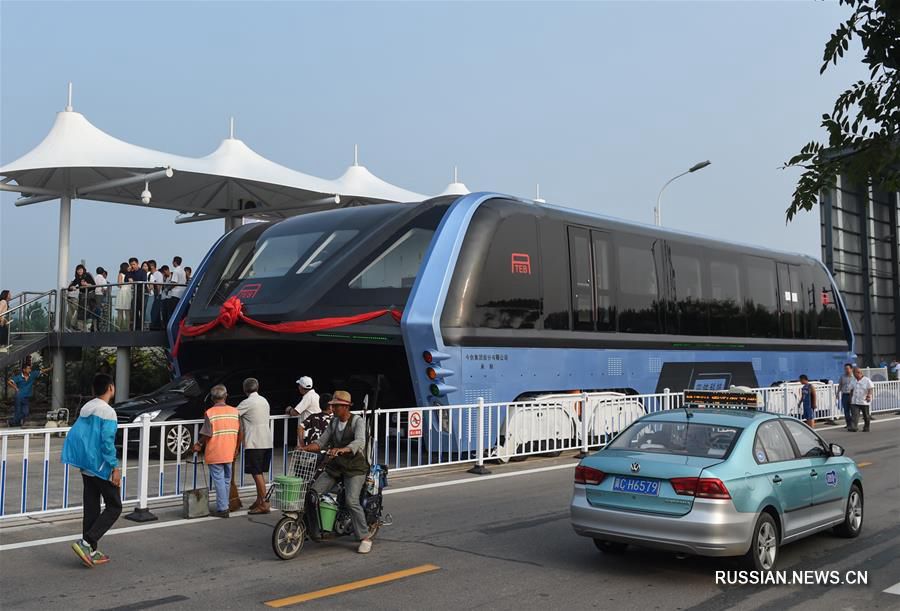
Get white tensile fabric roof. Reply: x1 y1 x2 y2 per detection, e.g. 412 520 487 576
0 107 446 223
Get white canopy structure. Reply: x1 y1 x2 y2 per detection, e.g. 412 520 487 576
437 167 470 197
0 98 428 225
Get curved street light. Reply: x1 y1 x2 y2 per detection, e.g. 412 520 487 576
654 160 711 226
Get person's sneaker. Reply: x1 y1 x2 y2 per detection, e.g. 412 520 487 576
211 510 230 518
357 539 373 554
90 550 110 565
71 540 94 568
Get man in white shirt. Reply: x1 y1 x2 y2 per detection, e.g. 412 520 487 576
236 377 273 513
849 366 875 432
287 376 320 421
163 256 187 326
94 267 109 330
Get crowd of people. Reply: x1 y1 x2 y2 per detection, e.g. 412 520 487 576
63 256 191 331
61 372 375 569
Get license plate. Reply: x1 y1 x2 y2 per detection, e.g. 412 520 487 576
612 476 660 496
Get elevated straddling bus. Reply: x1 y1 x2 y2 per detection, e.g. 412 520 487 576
170 192 853 433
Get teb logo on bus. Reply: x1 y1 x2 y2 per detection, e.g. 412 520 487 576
511 253 531 275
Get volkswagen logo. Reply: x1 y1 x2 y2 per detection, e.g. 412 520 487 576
631 463 640 473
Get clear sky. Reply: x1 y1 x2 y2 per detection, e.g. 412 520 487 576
0 1 865 292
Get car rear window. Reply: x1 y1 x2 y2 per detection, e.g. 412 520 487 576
609 420 743 458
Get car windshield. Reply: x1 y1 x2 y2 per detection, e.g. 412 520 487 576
609 420 743 458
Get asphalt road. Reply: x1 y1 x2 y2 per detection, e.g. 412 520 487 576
1 419 898 611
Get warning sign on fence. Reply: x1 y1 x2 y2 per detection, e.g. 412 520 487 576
408 410 423 438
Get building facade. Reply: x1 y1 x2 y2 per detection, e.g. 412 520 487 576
820 177 900 366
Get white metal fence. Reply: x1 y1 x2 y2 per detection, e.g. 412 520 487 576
1 381 898 521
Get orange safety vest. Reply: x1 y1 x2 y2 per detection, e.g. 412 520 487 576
203 404 240 464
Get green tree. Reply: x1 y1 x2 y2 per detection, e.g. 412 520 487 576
785 0 900 221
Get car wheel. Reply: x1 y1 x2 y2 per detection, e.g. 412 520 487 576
833 484 863 538
164 423 194 460
593 539 627 554
743 513 778 571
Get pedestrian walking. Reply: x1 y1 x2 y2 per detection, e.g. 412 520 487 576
237 378 273 514
191 385 240 517
61 373 122 568
6 362 52 426
849 366 874 432
836 363 854 430
797 374 816 428
0 289 10 351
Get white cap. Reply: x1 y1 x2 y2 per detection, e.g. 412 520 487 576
296 376 313 389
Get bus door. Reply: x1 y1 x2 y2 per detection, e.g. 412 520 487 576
567 227 617 333
776 262 802 338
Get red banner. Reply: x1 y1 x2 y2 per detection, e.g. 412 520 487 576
172 297 402 357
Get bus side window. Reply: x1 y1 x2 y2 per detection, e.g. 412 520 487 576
709 253 747 337
669 245 708 335
616 236 662 334
744 257 780 338
591 231 615 331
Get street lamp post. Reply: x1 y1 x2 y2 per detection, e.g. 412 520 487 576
654 160 711 226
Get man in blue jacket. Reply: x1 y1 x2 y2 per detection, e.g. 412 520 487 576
62 373 122 567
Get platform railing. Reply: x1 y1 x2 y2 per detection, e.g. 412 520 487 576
1 381 898 521
1 290 56 350
61 282 187 333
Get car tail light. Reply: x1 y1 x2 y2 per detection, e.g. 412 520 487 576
575 465 606 486
670 477 731 499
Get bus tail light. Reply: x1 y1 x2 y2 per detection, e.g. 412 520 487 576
429 383 456 397
575 465 606 486
423 349 450 364
670 477 731 499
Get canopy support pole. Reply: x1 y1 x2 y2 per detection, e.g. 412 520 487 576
51 194 71 410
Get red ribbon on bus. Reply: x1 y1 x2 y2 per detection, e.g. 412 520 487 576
171 296 402 357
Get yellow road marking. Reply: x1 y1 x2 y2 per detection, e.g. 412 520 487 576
856 461 873 468
264 564 441 607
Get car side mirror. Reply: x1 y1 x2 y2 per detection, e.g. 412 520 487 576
830 443 845 457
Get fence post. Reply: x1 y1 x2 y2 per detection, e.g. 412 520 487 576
467 398 490 475
782 385 791 418
126 414 158 522
575 392 590 458
663 388 671 411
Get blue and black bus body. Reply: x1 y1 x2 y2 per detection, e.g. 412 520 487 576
171 192 853 435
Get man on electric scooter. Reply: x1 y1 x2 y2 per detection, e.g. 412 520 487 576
301 390 374 554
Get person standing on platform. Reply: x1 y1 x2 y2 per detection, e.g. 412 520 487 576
798 374 817 428
62 373 121 568
849 366 874 432
126 258 147 330
191 385 240 517
164 256 187 326
147 260 164 330
0 290 10 351
836 363 855 430
298 393 333 446
237 378 273 514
